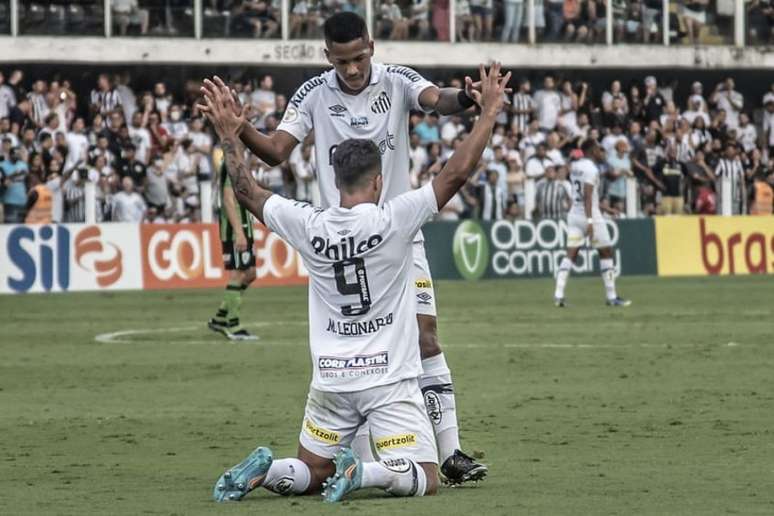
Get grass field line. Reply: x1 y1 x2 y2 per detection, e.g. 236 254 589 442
94 324 744 350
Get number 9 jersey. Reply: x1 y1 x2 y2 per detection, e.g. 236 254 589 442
262 182 439 393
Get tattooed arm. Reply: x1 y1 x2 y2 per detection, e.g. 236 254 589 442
220 137 273 223
202 80 273 223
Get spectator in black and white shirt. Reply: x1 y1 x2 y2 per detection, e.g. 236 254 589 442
713 142 747 215
90 74 123 119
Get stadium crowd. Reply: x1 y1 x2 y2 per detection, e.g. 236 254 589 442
4 1 771 44
1 67 773 224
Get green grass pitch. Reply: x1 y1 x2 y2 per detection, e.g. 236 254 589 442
1 276 773 515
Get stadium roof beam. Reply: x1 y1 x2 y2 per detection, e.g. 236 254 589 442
0 38 772 69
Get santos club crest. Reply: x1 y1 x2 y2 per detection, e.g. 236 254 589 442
370 91 391 114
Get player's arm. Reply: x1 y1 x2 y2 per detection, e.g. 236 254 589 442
203 81 273 224
200 77 297 167
432 64 510 209
418 71 511 116
583 182 594 239
222 178 248 252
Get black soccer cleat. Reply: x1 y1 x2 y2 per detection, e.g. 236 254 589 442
554 297 566 308
441 449 488 486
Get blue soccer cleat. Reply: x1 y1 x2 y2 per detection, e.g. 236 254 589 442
213 446 273 502
322 448 363 503
606 297 632 307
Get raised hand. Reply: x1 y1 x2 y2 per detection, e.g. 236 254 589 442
471 63 511 117
198 76 245 120
201 76 246 141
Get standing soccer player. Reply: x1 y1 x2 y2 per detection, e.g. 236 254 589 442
554 139 630 307
202 62 508 504
207 161 259 340
204 12 487 483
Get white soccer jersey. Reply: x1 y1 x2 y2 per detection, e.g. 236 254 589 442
263 182 439 393
277 62 434 211
568 158 602 219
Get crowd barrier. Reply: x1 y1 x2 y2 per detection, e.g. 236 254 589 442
1 216 772 294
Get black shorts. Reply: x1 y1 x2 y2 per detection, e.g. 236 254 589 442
221 239 255 271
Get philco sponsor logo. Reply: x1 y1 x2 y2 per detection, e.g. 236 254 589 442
318 352 389 370
310 234 383 260
452 220 489 280
303 419 340 444
375 434 417 451
490 219 620 277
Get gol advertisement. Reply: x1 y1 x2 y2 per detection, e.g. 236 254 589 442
655 216 774 276
140 223 307 289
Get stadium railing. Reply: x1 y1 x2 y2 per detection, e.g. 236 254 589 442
0 0 768 69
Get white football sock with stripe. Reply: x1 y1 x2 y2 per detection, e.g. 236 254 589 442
361 458 427 496
351 425 376 462
420 353 459 464
600 258 617 300
262 458 311 496
555 257 572 299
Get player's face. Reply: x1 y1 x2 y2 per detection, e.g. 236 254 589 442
325 38 374 93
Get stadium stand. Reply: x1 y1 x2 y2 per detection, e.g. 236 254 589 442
0 3 772 223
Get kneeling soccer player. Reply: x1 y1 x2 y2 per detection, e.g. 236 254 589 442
554 139 630 307
201 63 508 502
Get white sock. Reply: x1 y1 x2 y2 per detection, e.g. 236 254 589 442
600 258 617 300
262 458 311 496
554 257 572 299
420 353 459 464
351 425 376 462
361 458 427 496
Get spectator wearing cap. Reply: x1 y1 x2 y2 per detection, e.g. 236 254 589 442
525 142 554 181
713 142 747 215
711 78 744 130
534 75 562 132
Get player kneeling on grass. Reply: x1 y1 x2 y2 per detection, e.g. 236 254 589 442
554 139 630 308
201 63 509 502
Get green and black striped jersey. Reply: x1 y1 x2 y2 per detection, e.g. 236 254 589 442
218 162 254 242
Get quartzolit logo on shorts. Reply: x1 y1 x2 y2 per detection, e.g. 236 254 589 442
452 220 489 280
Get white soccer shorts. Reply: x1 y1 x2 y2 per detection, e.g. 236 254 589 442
412 241 437 317
298 378 438 464
566 213 613 249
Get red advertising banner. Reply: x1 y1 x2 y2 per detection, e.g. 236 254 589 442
140 223 307 290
